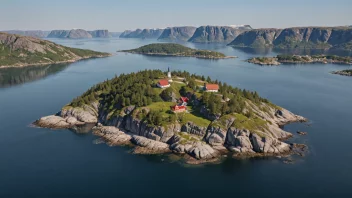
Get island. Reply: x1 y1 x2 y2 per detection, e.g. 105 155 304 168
0 32 111 68
331 69 352 76
120 43 236 59
34 69 307 164
247 55 352 66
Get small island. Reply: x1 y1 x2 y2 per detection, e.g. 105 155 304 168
247 54 352 66
0 32 111 68
120 43 236 59
34 69 307 164
331 69 352 76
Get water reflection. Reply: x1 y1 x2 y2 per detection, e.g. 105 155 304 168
0 63 69 88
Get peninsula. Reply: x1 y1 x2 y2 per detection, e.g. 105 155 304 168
35 69 307 164
120 43 235 59
331 69 352 76
247 55 352 66
0 32 111 68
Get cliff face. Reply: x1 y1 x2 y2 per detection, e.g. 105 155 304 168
119 30 132 38
0 32 110 67
47 30 70 38
158 26 197 41
67 29 92 39
229 27 352 50
188 26 248 43
88 30 110 38
228 29 282 48
1 30 50 38
48 29 93 39
120 28 164 39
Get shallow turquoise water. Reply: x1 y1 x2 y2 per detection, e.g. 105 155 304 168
0 38 352 197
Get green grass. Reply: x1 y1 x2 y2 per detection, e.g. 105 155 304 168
177 132 202 145
179 112 211 128
231 113 269 137
146 101 175 112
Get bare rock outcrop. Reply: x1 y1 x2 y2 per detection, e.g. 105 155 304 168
92 125 132 146
131 135 170 154
34 115 84 129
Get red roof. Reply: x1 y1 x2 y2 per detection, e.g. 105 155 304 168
171 105 187 111
180 97 189 103
158 79 169 86
206 84 219 90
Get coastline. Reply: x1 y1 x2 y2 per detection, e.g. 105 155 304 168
0 54 112 69
247 55 352 66
33 103 308 165
331 70 352 77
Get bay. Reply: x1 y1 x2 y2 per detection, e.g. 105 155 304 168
0 38 351 197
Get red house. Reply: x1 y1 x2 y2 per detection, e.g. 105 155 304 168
157 79 170 88
170 105 187 113
204 83 219 92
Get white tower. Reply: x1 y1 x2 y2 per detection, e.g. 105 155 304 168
167 67 173 82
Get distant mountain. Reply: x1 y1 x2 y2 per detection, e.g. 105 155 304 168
48 29 111 39
0 32 110 67
119 28 164 39
158 26 197 41
1 30 50 38
88 30 110 38
48 29 92 39
120 30 132 38
228 27 352 50
228 28 281 48
188 26 250 43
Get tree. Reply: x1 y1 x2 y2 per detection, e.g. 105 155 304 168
188 78 197 91
206 76 212 83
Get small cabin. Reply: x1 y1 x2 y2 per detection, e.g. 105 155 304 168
171 105 187 113
157 79 171 88
204 83 219 92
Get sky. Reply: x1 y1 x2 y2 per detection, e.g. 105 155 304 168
0 0 351 32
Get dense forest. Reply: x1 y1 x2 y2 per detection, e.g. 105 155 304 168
121 43 226 58
68 70 270 126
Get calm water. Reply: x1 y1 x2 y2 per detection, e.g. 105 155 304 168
1 38 352 197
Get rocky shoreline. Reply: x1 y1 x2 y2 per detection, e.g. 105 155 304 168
0 54 111 69
247 55 352 66
331 70 352 76
247 57 281 66
34 101 308 165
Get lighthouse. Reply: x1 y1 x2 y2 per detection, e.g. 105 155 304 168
167 67 173 82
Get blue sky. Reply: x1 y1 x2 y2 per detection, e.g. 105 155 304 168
1 0 351 31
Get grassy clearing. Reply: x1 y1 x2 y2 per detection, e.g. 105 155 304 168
179 112 211 128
